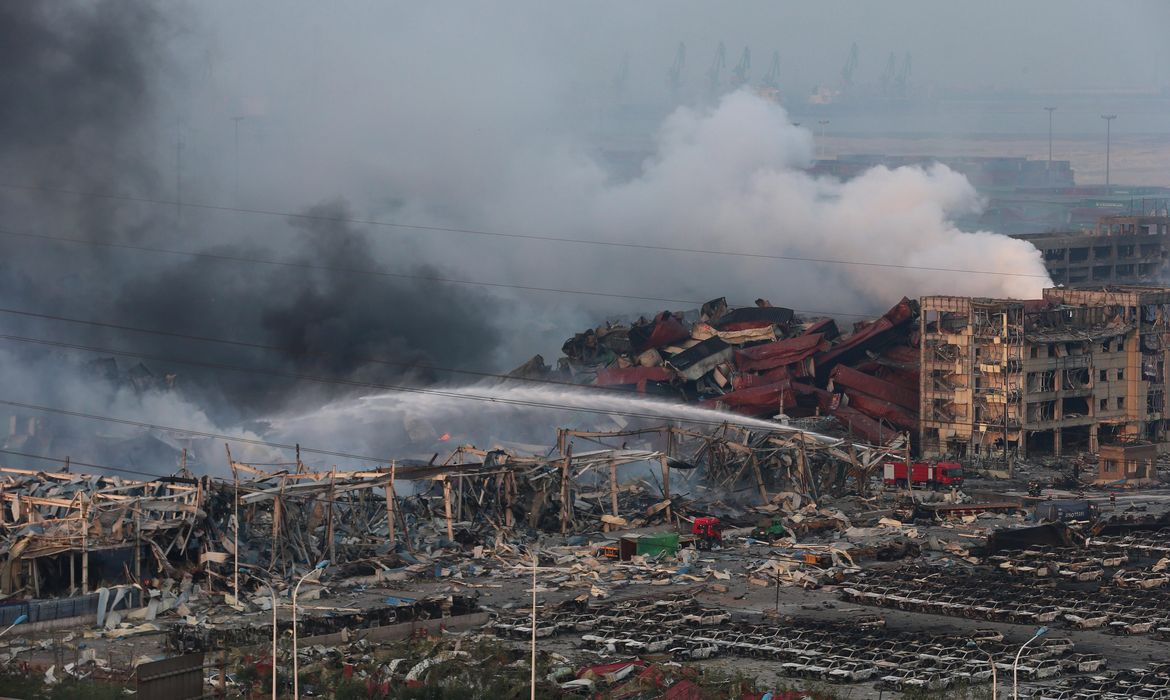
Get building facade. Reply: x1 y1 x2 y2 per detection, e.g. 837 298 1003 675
919 287 1170 460
1013 215 1170 287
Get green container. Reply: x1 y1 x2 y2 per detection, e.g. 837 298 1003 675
635 532 680 557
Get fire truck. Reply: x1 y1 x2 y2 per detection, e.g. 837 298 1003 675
883 461 964 489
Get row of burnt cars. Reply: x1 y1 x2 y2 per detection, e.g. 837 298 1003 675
841 531 1170 637
486 593 1094 693
836 527 1170 697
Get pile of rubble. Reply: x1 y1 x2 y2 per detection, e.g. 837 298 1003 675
517 296 920 444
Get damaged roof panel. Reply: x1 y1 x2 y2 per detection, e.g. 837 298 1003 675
734 334 830 372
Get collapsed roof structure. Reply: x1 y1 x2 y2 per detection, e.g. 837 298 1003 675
0 420 905 599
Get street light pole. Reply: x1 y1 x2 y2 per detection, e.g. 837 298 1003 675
1043 107 1056 176
231 116 245 206
292 560 328 700
1012 626 1048 699
0 614 28 638
258 581 279 700
968 641 997 700
529 546 538 700
241 566 280 700
1101 114 1117 187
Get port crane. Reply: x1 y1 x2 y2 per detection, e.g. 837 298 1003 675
761 50 780 89
893 52 912 98
731 46 751 86
840 42 859 89
708 41 726 94
667 42 685 94
612 51 629 99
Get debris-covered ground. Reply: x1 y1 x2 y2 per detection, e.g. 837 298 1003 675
3 295 1170 697
1 457 1170 697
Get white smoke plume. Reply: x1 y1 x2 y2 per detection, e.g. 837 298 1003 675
373 89 1051 350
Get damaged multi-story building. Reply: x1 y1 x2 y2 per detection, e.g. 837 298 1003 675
919 286 1170 460
1013 215 1170 287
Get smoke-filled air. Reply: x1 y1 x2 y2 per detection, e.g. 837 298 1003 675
8 0 1147 472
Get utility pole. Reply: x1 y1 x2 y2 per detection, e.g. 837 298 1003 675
1044 106 1056 176
175 120 184 222
1101 114 1117 187
817 119 830 158
231 116 245 206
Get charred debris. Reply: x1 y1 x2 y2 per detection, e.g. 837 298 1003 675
0 419 908 602
516 295 920 446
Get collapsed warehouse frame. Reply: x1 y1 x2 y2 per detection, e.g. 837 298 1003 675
0 422 908 598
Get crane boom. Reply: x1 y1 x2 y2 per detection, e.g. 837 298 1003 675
667 41 686 92
841 42 859 88
731 46 751 86
708 41 726 94
762 50 780 88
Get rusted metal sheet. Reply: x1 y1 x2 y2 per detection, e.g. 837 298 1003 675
830 365 918 411
734 334 829 372
702 379 794 416
594 366 674 392
843 392 918 431
731 365 791 390
829 405 897 445
136 652 205 700
801 317 840 340
875 344 919 366
629 312 690 354
594 366 674 386
815 298 918 379
712 306 794 330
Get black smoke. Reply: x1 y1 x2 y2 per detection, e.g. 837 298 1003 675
112 200 503 418
0 2 505 432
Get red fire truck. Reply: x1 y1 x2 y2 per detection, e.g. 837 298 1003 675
883 461 964 489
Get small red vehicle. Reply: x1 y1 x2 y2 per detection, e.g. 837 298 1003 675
691 517 723 549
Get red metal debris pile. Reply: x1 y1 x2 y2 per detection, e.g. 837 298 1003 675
518 296 920 444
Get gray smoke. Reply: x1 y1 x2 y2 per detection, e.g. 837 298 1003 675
0 2 507 434
0 2 511 471
0 3 1066 473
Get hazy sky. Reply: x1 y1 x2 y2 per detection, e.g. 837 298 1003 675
1 1 1166 468
193 0 1170 100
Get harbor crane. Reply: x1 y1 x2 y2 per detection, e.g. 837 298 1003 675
761 50 780 89
667 42 685 94
893 52 912 98
613 51 629 99
841 42 859 88
731 46 751 86
708 41 726 94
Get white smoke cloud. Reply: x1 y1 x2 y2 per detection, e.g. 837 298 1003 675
387 89 1051 351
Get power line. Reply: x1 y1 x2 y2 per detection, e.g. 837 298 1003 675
0 181 1050 279
0 447 173 481
0 330 775 434
0 397 391 464
0 228 706 307
0 305 640 396
0 305 878 399
0 227 876 317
